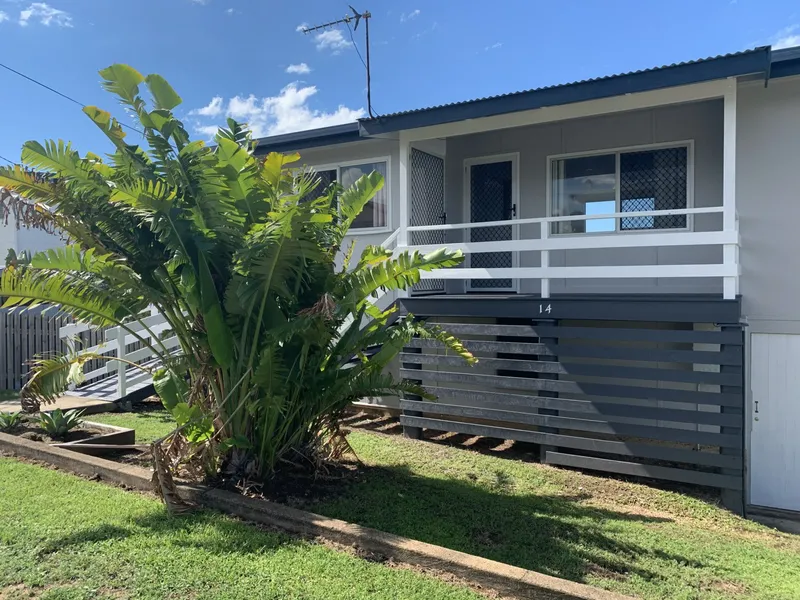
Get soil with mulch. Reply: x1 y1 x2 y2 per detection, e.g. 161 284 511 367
209 457 365 508
4 420 110 444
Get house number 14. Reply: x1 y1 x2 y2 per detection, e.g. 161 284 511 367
539 304 552 314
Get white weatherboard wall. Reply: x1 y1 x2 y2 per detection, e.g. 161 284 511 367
444 100 724 295
736 75 800 511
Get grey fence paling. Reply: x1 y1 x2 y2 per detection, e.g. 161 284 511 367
399 318 745 508
0 305 104 392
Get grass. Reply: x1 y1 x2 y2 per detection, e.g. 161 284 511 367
87 406 174 443
0 458 480 600
62 409 800 599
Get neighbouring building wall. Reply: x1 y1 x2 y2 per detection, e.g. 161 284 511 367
736 75 800 329
444 100 725 295
0 214 63 259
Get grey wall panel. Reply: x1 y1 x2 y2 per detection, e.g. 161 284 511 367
736 77 800 323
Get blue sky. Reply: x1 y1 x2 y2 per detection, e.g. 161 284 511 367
0 0 798 163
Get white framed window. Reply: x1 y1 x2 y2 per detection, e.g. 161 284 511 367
305 157 390 233
548 142 693 235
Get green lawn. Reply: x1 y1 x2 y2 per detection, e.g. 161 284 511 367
0 458 480 600
81 409 800 599
87 406 174 443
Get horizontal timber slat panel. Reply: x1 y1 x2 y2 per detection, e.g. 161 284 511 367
399 416 742 469
405 338 742 366
436 323 743 345
401 369 743 407
399 353 742 387
428 387 741 426
545 452 742 490
399 400 742 448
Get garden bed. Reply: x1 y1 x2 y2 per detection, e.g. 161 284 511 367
84 406 800 599
3 418 135 456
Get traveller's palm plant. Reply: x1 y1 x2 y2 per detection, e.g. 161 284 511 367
0 65 474 481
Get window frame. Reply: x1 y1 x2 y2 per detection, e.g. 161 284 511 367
546 140 695 236
305 155 392 235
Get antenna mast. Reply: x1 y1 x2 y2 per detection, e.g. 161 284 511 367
302 7 376 118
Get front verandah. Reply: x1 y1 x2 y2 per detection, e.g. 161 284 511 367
393 79 741 300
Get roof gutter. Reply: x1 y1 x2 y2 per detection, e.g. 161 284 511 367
358 47 772 137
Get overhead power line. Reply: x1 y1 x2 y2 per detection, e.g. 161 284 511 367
0 154 17 166
0 61 144 135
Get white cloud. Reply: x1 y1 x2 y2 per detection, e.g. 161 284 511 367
191 84 365 138
225 7 234 14
286 62 311 74
400 9 420 22
190 96 224 117
195 124 221 138
296 22 308 32
485 42 502 51
0 11 8 23
772 24 800 49
190 0 210 4
19 3 72 27
314 29 350 53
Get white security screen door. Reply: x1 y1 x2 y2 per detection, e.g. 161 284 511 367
410 149 445 295
466 156 517 292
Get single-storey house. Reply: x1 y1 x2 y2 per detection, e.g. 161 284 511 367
252 45 800 519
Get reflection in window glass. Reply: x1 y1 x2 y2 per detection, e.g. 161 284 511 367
340 161 388 230
585 200 616 233
551 154 616 234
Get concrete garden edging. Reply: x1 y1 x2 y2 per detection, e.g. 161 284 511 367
0 431 632 600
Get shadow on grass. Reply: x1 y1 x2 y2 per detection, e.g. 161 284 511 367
40 509 292 559
308 461 689 585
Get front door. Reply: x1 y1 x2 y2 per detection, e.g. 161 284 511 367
466 156 517 292
750 333 800 511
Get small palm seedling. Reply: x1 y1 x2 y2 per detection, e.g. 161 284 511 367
39 408 85 440
0 411 24 432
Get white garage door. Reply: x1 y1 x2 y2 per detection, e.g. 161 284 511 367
750 333 800 511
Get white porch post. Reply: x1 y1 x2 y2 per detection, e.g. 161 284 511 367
540 221 550 298
722 78 739 300
397 133 411 298
116 327 127 399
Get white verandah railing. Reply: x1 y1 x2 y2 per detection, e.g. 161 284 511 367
396 206 739 299
59 308 175 399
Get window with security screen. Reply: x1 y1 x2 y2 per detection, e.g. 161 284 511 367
550 144 690 234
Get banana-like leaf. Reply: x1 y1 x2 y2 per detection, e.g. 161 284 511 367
338 172 384 228
0 268 128 328
340 248 463 309
99 64 145 106
145 74 182 110
153 367 189 412
198 253 234 367
22 351 112 405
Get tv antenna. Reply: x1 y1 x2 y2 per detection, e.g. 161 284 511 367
302 6 376 118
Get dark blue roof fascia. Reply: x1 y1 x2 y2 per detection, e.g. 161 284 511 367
252 122 361 155
359 47 771 136
770 46 800 79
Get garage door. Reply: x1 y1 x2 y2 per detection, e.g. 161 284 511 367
750 333 800 511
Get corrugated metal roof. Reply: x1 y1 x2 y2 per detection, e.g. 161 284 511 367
359 47 772 135
367 48 770 121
